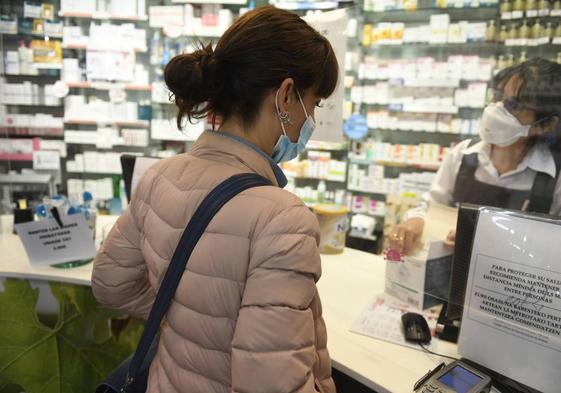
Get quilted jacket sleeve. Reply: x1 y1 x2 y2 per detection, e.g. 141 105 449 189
91 181 155 320
231 204 335 393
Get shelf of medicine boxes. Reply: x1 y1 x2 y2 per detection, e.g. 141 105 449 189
0 153 34 162
66 171 122 176
2 73 59 78
58 11 148 22
0 127 64 137
270 1 345 11
362 40 561 56
63 119 150 128
357 77 493 88
363 6 499 22
1 32 63 40
362 41 501 51
349 157 440 172
359 103 483 115
61 43 148 52
3 103 63 108
173 0 248 4
500 9 561 20
287 175 347 183
32 63 63 70
63 81 152 91
368 128 472 146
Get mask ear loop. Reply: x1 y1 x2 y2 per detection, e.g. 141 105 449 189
296 89 309 118
275 88 292 136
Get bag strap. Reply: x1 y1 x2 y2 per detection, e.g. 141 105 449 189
125 173 272 388
527 146 561 214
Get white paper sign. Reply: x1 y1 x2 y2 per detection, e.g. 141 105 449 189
305 9 347 143
33 150 60 170
86 50 135 82
131 157 160 197
459 209 561 393
15 214 96 266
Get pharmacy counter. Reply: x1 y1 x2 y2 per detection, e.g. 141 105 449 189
0 215 458 393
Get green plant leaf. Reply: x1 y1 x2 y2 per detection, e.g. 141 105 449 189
0 279 135 393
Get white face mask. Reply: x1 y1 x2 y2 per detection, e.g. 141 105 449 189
479 102 531 147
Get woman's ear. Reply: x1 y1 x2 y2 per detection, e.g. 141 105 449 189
277 78 294 112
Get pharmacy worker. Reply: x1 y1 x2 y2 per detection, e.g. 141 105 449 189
392 58 561 255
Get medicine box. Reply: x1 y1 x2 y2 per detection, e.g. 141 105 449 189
385 240 453 310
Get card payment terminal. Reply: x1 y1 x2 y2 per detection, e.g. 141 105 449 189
414 360 492 393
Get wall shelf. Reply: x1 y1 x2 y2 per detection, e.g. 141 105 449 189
349 159 440 172
58 11 148 21
64 82 152 91
0 127 64 137
4 103 62 108
64 119 149 128
0 153 34 162
62 43 148 53
32 63 62 70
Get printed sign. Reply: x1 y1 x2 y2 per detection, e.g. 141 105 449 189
33 150 60 170
305 9 347 143
459 209 561 393
15 214 96 266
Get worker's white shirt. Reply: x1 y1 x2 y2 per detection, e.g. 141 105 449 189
405 139 561 219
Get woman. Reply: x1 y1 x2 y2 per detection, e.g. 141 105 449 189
392 58 561 255
92 6 338 393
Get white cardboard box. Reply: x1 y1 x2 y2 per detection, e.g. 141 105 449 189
385 203 458 309
385 240 453 310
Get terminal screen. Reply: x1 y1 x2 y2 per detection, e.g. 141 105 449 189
437 365 482 393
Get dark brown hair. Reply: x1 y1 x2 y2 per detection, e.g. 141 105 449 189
493 58 561 121
164 5 339 129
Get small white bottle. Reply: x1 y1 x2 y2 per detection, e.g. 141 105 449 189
18 41 28 75
317 180 326 203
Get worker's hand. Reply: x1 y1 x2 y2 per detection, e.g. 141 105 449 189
389 217 425 256
444 229 456 249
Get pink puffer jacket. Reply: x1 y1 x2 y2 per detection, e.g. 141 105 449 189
92 131 336 393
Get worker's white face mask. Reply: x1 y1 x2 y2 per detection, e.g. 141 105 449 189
479 102 531 147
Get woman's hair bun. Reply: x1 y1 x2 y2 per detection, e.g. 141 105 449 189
164 44 217 128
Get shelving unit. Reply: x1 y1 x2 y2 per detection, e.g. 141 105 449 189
32 63 63 69
64 119 150 127
4 103 62 108
61 43 148 52
58 11 148 21
2 0 561 252
0 127 64 137
63 82 152 91
349 158 440 172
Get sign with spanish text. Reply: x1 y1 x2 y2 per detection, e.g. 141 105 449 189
459 208 561 393
15 214 96 266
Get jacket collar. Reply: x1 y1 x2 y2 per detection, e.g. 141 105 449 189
189 130 287 188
